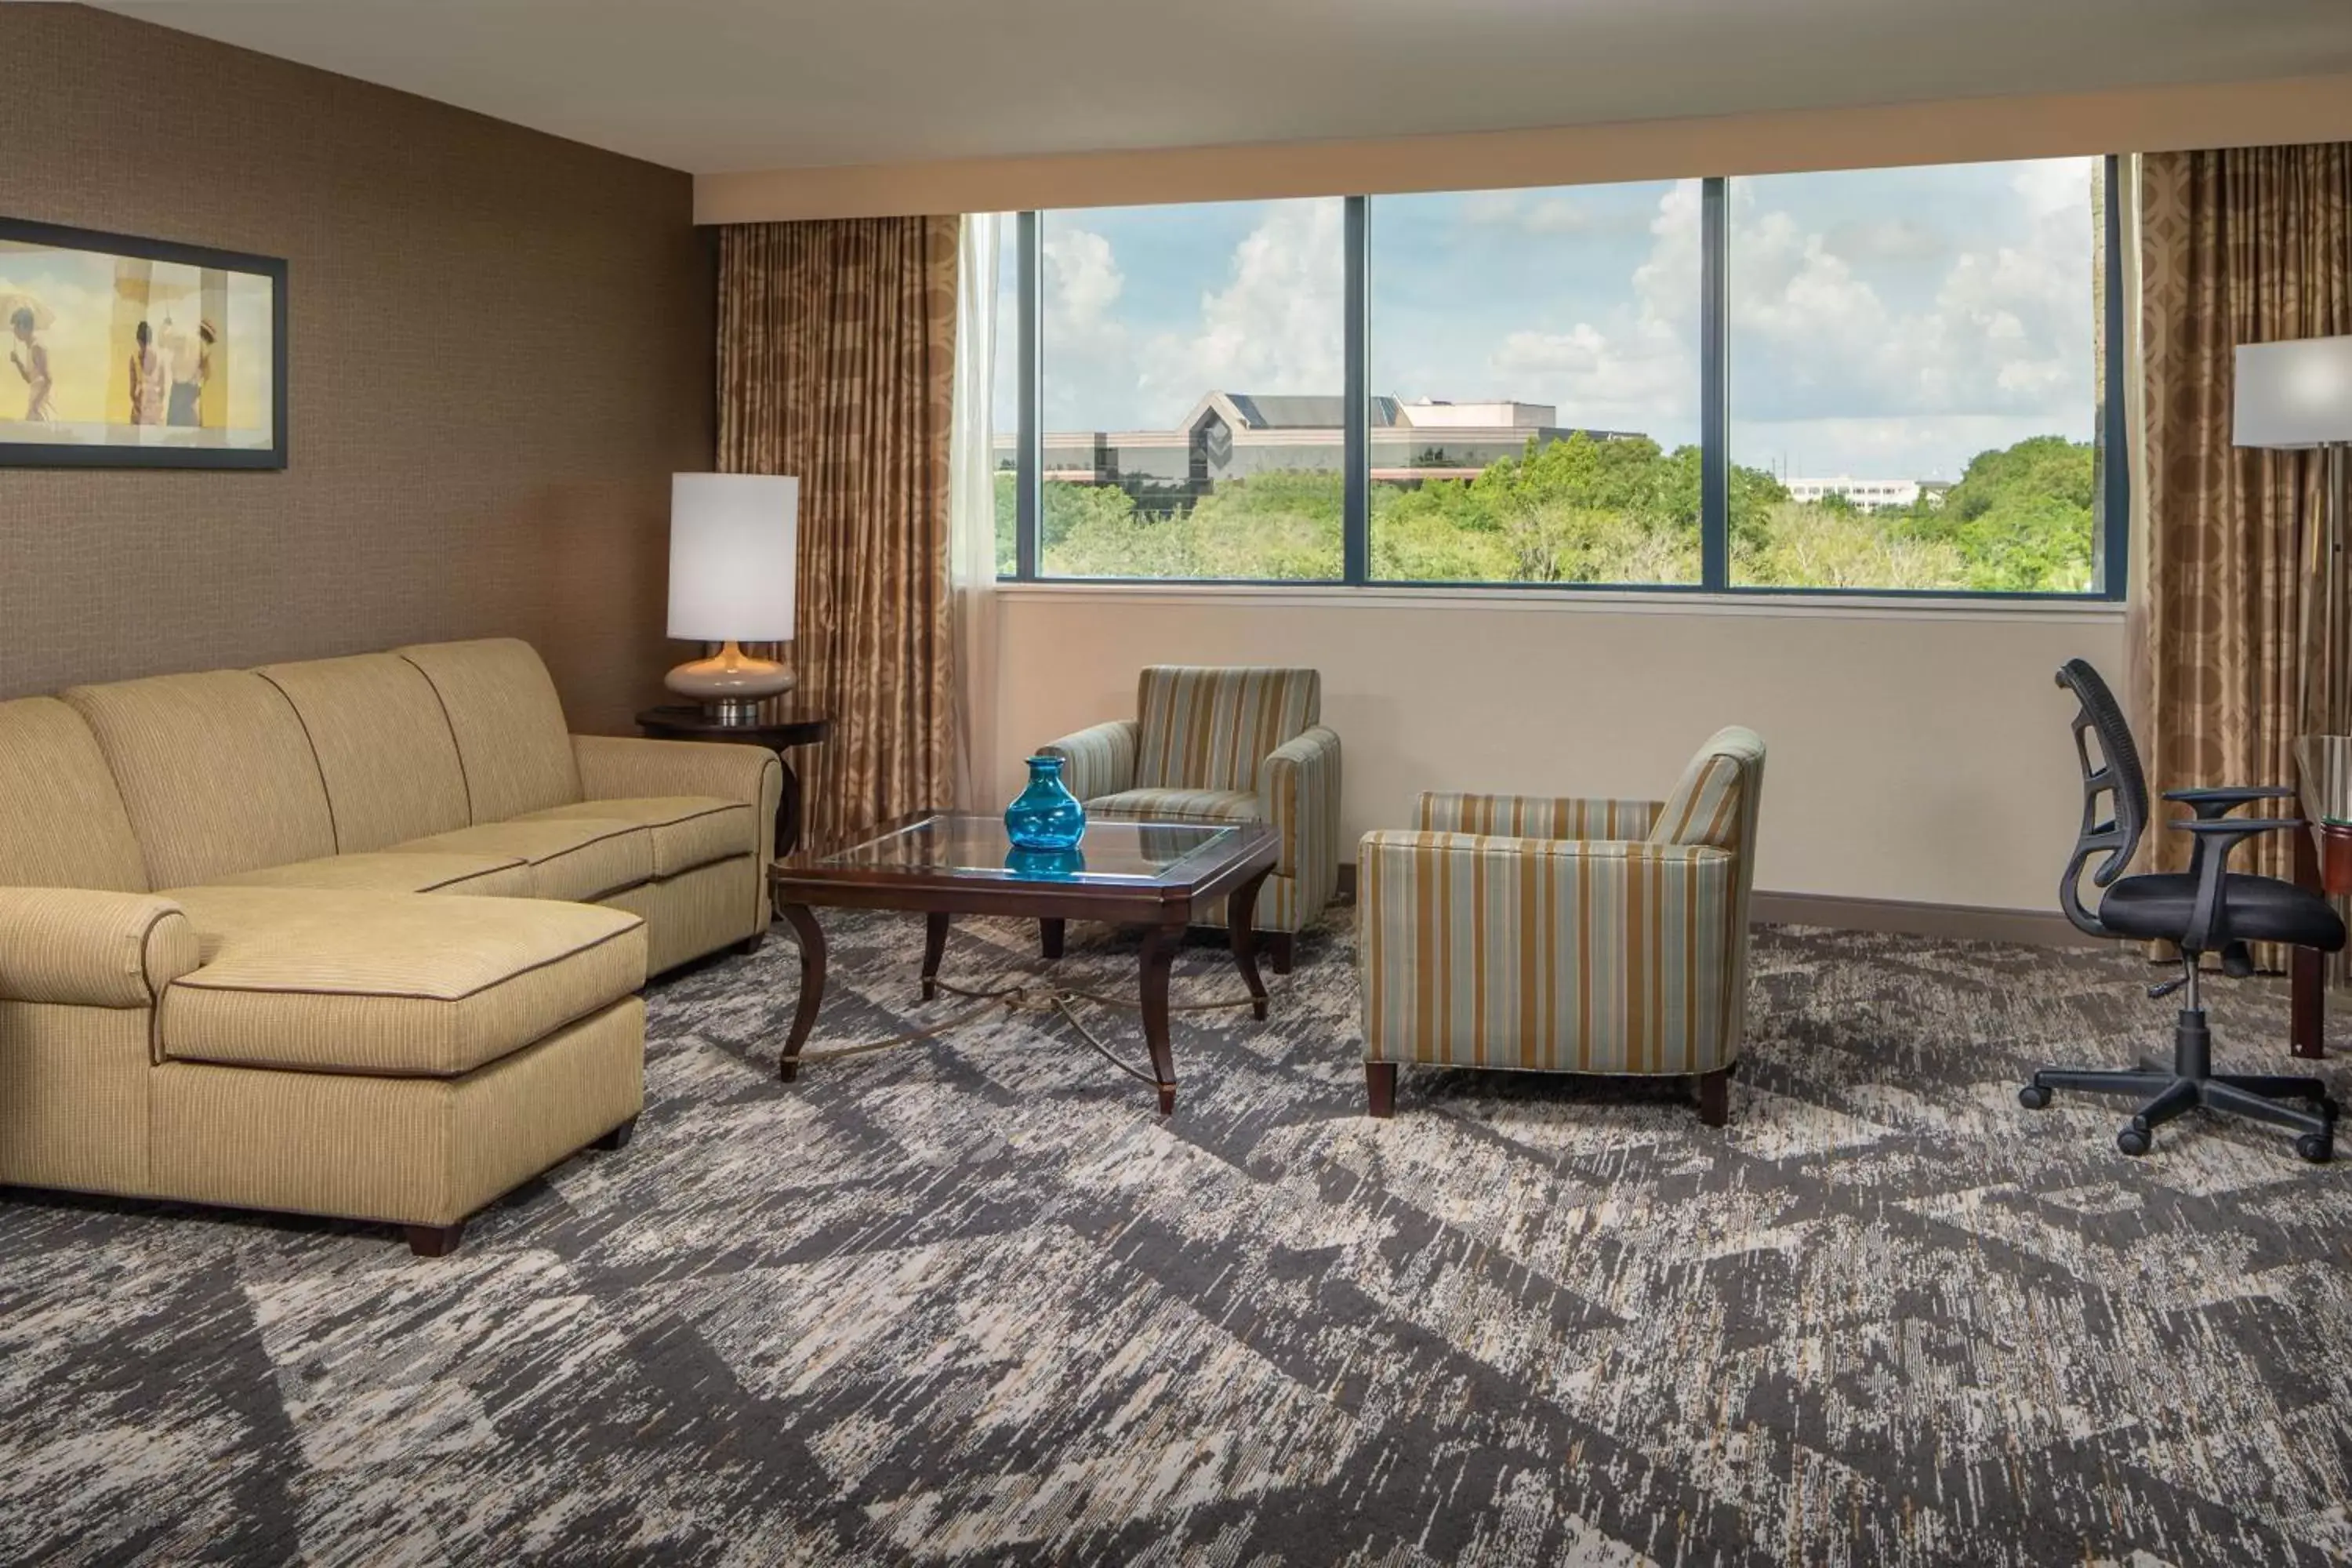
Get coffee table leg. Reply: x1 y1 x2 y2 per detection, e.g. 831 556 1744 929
1040 918 1065 960
1139 924 1181 1115
922 911 949 1001
1226 866 1274 1022
777 902 826 1081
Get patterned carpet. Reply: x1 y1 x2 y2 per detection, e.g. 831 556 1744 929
6 912 2352 1566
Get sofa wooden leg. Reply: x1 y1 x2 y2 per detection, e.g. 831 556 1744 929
592 1116 637 1152
735 933 765 956
1695 1068 1731 1127
1366 1062 1396 1118
1266 931 1294 975
405 1221 466 1258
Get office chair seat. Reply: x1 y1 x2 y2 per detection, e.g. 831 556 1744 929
2100 873 2348 951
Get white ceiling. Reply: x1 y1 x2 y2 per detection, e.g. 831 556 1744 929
100 0 2352 176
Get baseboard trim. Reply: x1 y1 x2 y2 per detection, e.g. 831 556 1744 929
1334 863 2088 947
1749 890 2094 947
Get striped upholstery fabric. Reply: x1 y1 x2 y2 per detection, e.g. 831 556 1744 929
1417 793 1660 841
0 1002 154 1196
391 816 653 903
1038 720 1139 804
1087 788 1260 826
520 797 753 879
1361 728 1766 1078
0 887 198 1008
63 670 337 890
573 734 783 938
1134 667 1320 793
159 886 646 1076
148 999 644 1228
259 654 472 854
397 639 584 822
605 855 762 978
209 851 533 898
0 697 150 891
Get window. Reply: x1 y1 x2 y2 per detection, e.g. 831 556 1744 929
1729 158 2110 591
999 158 2124 599
1369 180 1701 585
1028 198 1345 580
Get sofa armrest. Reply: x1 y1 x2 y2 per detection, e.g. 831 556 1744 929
1261 726 1341 880
0 887 200 1008
1039 720 1139 803
1413 792 1661 841
573 734 786 862
1356 830 1742 1072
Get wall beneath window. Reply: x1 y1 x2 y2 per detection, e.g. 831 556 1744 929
990 590 2129 916
0 6 711 731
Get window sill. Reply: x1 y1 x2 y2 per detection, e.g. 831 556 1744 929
992 579 2129 623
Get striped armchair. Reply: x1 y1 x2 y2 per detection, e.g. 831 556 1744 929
1040 666 1341 971
1359 727 1766 1124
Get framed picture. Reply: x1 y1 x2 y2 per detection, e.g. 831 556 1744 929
1 217 286 469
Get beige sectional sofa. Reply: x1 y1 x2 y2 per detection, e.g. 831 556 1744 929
0 638 782 1256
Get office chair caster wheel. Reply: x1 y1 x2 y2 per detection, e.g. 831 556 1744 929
2117 1127 2151 1156
2296 1132 2332 1164
2018 1085 2051 1110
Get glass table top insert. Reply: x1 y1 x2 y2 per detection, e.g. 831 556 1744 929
818 814 1240 884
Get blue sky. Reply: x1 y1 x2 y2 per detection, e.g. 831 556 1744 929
996 157 2102 484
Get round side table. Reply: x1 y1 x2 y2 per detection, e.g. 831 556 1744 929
634 706 832 858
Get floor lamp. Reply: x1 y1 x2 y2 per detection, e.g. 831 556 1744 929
2235 335 2352 744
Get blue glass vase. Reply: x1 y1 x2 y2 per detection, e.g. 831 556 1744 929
1005 754 1086 851
1004 845 1086 881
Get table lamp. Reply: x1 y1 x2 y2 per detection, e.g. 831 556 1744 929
665 473 799 724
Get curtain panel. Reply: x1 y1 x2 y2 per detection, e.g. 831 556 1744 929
717 216 960 849
2141 144 2352 969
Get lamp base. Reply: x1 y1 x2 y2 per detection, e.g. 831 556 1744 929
666 640 796 723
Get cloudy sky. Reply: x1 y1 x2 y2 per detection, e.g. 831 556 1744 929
996 157 2103 484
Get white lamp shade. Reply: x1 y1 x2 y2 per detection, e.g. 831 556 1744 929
2234 335 2352 449
667 474 797 641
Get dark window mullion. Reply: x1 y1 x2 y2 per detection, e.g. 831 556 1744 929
2099 154 2130 600
1700 176 1730 592
1016 210 1041 581
1344 195 1370 586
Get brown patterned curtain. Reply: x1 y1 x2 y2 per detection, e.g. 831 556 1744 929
2141 145 2352 967
717 217 959 849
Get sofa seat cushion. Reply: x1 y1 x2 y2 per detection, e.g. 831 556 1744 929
516 797 756 878
207 851 532 898
1085 788 1264 826
389 818 652 902
158 886 645 1077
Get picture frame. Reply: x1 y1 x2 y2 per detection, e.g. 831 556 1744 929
1 217 288 470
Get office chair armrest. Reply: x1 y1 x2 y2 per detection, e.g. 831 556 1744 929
2164 784 2296 820
2172 815 2305 953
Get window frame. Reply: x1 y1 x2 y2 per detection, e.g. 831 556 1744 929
1005 156 2128 604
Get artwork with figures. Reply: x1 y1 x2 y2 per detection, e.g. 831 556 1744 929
1 218 285 468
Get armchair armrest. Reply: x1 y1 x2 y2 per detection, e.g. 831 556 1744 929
1414 792 1661 840
1261 726 1341 880
2172 815 2305 953
0 887 200 1007
1357 830 1743 1071
573 734 785 860
1039 720 1138 802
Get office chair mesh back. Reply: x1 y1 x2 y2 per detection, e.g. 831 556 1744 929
2055 657 2147 938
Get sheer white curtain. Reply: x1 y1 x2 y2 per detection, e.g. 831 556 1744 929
948 212 1002 809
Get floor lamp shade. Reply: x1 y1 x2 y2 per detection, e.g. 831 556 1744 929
2236 336 2352 746
664 474 800 721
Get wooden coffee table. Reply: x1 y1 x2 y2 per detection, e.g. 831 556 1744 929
767 813 1281 1112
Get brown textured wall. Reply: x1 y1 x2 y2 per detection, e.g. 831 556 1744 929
0 5 713 732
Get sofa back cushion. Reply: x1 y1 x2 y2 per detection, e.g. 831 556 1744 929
1134 666 1321 793
63 671 336 889
395 639 581 823
258 654 472 854
0 697 151 891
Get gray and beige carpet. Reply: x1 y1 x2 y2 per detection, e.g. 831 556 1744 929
6 914 2352 1566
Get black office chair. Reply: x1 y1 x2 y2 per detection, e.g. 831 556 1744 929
2021 659 2342 1162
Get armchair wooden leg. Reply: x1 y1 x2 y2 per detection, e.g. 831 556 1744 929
592 1116 637 1152
1366 1062 1396 1118
1695 1067 1731 1128
404 1221 466 1258
1265 931 1294 975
